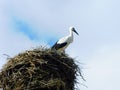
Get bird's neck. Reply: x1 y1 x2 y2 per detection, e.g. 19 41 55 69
69 30 73 37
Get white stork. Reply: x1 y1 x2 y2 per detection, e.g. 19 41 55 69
51 26 79 52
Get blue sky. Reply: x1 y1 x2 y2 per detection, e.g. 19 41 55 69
0 0 120 90
11 17 40 40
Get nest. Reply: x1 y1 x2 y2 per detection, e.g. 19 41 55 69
0 48 82 90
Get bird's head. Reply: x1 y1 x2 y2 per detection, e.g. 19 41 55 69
69 26 79 35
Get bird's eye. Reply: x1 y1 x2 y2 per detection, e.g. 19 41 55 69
72 28 75 31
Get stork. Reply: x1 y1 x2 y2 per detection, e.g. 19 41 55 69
51 26 79 53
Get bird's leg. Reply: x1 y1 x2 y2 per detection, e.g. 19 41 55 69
59 50 65 56
63 50 65 54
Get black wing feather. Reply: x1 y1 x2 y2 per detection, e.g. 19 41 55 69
51 41 67 50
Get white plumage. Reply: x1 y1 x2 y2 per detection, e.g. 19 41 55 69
51 26 79 52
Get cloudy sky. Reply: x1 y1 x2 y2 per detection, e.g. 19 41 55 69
0 0 120 90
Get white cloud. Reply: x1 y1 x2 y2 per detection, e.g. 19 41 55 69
80 44 120 90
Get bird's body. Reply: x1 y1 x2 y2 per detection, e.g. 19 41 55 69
51 27 79 53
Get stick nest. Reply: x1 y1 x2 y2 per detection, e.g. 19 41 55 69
0 48 82 90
